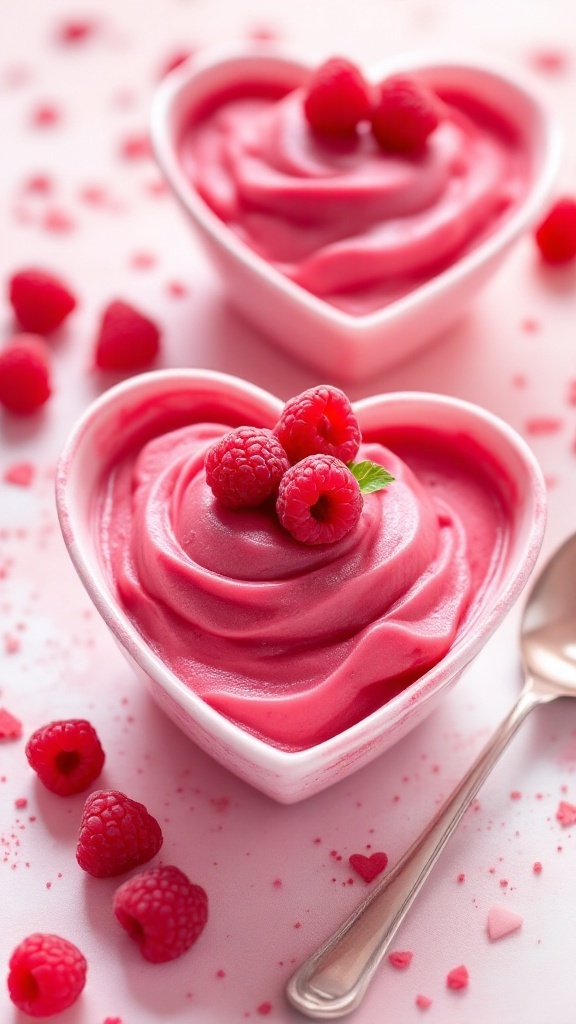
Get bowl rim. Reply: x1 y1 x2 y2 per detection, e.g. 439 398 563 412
150 42 563 337
55 369 547 772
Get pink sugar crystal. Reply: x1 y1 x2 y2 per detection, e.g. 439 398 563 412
446 965 469 990
487 904 523 940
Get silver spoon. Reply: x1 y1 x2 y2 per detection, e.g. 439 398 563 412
286 531 576 1020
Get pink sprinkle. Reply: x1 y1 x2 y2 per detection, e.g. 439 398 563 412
4 462 35 487
0 709 23 739
130 251 156 270
31 103 61 127
56 19 98 44
446 965 469 991
521 317 540 333
533 861 543 874
42 208 75 232
510 790 522 800
23 174 53 194
556 800 576 827
457 872 466 883
416 994 432 1009
487 904 523 940
499 879 509 888
524 417 563 436
216 969 225 978
119 133 152 161
528 48 570 74
5 634 21 654
257 1002 272 1015
349 851 388 883
15 797 27 809
388 950 413 969
167 280 188 298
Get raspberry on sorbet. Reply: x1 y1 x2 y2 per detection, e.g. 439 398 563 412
274 384 362 465
371 75 439 153
205 425 290 508
304 57 373 137
276 453 363 545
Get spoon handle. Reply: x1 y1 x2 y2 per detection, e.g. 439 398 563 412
286 684 542 1020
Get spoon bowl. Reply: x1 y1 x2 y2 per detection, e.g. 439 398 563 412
287 531 576 1020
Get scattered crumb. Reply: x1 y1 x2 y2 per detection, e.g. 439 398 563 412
487 904 523 940
416 994 432 1009
556 801 576 827
388 950 413 969
0 708 23 740
446 965 469 990
3 462 35 487
533 861 543 874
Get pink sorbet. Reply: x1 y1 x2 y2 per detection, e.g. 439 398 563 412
95 408 511 751
180 79 529 315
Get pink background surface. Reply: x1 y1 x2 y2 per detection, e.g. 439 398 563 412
1 2 576 1022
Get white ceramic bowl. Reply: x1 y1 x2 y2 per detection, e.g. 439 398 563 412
150 45 561 383
56 370 546 802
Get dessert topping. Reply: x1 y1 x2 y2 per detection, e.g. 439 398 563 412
26 718 105 796
371 75 439 153
113 864 208 962
0 334 52 414
303 57 373 137
205 426 290 508
274 384 362 464
276 453 363 545
534 196 576 263
9 267 77 334
76 789 163 877
349 851 389 882
7 933 87 1017
446 964 469 990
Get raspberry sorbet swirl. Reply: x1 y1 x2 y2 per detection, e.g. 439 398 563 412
180 69 529 314
97 407 507 750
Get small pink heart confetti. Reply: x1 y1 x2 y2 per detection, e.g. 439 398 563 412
348 851 388 883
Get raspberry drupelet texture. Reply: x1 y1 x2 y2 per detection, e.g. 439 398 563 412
276 453 363 545
274 385 362 465
113 864 208 962
94 299 161 371
205 426 290 508
76 789 163 877
534 197 576 263
9 267 77 334
25 718 105 796
304 57 373 137
0 334 51 414
371 75 439 153
7 933 87 1017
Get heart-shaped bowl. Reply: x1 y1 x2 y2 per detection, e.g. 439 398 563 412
150 45 560 383
56 370 546 802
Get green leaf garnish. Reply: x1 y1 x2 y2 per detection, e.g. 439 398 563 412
347 460 395 494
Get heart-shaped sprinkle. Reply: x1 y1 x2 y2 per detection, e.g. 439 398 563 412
486 904 523 941
348 851 388 883
387 950 413 969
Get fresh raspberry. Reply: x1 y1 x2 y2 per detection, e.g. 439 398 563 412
113 864 208 962
94 299 161 371
276 454 363 545
76 789 163 877
371 75 439 153
0 335 51 414
205 426 290 508
304 57 373 137
534 197 576 263
25 719 105 796
274 385 361 465
8 267 77 333
7 933 87 1017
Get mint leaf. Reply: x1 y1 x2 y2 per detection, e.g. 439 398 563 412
347 460 395 494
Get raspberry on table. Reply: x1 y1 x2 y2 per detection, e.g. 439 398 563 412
304 57 373 137
94 299 161 371
113 864 208 962
276 453 363 545
9 267 77 334
76 789 163 877
534 196 576 263
371 75 439 153
25 719 105 796
7 932 87 1017
0 334 51 414
205 426 290 508
274 384 362 465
